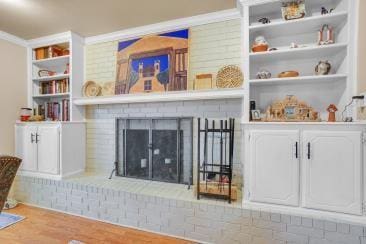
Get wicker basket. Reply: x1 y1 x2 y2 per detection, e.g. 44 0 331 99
82 81 101 97
216 65 244 88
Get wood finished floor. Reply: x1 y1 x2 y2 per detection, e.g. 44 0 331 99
1 204 194 244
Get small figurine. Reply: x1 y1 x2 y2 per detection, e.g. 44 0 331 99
258 17 271 24
290 42 299 48
315 61 331 75
321 7 328 15
318 24 334 45
256 69 272 79
252 36 269 52
327 104 338 122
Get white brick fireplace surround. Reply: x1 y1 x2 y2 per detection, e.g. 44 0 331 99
13 175 366 244
13 98 366 244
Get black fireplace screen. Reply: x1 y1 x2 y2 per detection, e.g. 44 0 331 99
115 117 193 184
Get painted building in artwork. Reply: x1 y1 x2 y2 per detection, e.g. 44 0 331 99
115 29 189 95
129 60 165 93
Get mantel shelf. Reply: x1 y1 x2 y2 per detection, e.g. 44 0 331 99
73 88 245 106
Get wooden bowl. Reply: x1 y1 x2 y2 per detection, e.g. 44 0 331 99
252 44 269 53
278 71 299 78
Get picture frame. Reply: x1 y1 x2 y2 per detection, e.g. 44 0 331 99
281 0 306 21
251 110 261 121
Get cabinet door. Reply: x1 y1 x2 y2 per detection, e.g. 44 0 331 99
250 130 300 206
302 131 362 215
37 125 60 175
15 125 38 172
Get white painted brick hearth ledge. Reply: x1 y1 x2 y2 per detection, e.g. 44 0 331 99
73 88 245 106
13 174 366 244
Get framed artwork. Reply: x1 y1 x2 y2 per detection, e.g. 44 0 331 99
115 29 189 95
281 0 306 20
251 110 261 121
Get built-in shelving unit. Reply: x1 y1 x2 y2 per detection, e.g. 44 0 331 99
241 0 357 122
28 32 84 122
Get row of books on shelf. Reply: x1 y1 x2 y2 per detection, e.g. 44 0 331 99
33 45 69 60
36 99 70 121
39 79 69 95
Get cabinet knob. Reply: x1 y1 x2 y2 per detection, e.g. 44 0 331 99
31 133 35 143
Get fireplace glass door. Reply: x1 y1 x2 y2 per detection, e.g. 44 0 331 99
116 117 193 184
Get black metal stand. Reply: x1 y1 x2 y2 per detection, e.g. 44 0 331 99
197 118 235 204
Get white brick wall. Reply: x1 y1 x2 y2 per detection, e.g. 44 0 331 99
189 19 242 90
85 98 243 187
84 19 242 89
14 176 366 244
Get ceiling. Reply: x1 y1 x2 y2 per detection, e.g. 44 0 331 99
0 0 237 40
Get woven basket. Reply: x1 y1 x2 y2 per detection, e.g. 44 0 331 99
82 81 101 97
216 65 244 88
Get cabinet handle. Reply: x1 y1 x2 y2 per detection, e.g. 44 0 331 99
295 142 298 159
36 133 40 143
307 142 311 160
31 133 35 143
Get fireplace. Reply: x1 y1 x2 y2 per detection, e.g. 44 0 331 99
114 117 193 185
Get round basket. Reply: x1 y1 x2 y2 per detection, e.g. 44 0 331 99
82 81 102 97
216 65 244 88
102 81 115 96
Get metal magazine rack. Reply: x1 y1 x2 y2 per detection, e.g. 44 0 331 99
197 118 235 203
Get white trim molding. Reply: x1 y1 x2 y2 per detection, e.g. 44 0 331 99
84 8 241 45
0 31 27 47
27 31 73 48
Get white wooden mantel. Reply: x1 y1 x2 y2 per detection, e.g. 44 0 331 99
73 88 245 106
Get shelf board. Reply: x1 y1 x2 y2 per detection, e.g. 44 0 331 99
249 11 348 37
32 74 69 82
249 43 347 63
33 93 70 99
32 55 70 69
73 88 245 106
249 74 347 86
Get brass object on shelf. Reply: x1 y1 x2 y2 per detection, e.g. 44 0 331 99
216 65 244 88
278 70 299 78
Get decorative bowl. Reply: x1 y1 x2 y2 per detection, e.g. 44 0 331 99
252 44 269 53
278 71 299 78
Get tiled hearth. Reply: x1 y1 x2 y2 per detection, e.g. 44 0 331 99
13 173 366 244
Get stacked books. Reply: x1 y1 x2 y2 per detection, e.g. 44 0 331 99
39 79 69 95
33 45 68 60
37 99 70 121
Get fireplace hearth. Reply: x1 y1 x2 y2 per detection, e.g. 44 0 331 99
113 117 193 185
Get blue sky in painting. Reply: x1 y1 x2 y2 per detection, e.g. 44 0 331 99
131 54 169 73
159 29 189 39
118 38 140 51
118 29 188 51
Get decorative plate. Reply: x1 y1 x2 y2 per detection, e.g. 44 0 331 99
82 81 101 97
216 65 244 88
102 81 116 96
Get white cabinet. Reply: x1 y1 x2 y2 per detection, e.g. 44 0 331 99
247 126 364 216
249 130 300 206
15 122 86 180
302 131 362 215
37 125 60 175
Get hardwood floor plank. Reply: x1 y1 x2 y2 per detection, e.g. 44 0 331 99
0 204 194 244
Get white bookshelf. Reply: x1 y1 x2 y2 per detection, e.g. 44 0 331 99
240 0 357 122
27 31 84 122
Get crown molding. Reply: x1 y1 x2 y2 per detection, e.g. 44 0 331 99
27 31 73 48
0 31 28 47
85 8 241 45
